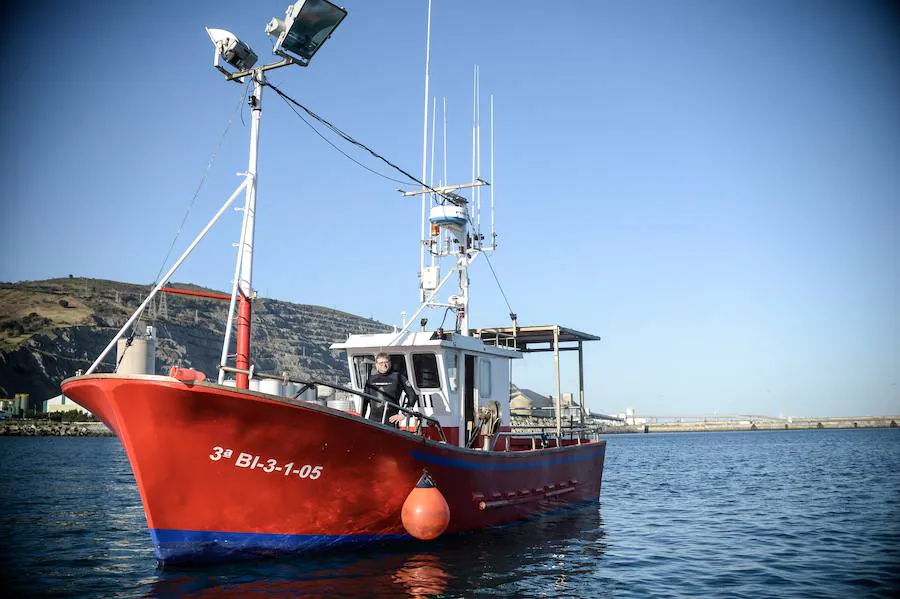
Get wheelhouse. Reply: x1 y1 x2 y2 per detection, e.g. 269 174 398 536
331 330 520 448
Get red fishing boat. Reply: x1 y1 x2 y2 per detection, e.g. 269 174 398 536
61 0 605 565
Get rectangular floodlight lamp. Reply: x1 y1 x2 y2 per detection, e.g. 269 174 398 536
267 0 347 63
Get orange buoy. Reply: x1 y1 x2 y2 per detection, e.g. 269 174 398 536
401 470 450 540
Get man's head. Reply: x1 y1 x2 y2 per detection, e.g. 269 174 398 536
375 352 391 375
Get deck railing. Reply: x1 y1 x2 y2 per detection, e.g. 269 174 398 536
217 367 447 443
490 424 602 451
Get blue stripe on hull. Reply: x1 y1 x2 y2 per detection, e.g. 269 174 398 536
150 528 407 564
150 499 601 564
412 444 604 470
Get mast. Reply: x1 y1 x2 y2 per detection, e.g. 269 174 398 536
234 72 263 389
394 60 494 340
206 1 347 385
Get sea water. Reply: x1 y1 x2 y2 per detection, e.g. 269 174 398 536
1 429 897 597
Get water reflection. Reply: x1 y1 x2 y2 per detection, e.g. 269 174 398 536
148 504 604 598
392 554 450 598
149 551 448 598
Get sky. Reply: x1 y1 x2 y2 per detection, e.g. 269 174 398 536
1 1 898 418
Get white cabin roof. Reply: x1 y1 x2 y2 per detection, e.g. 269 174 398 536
331 330 521 359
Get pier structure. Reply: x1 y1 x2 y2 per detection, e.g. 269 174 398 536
600 414 899 434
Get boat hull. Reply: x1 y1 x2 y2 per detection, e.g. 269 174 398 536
61 374 605 564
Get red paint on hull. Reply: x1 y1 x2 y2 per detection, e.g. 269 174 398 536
62 374 605 554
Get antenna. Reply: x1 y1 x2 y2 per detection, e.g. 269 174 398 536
476 64 482 237
490 94 495 250
430 94 437 267
419 0 433 302
393 22 499 342
471 64 477 231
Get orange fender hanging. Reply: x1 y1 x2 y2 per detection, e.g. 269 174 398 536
168 366 206 382
401 469 450 540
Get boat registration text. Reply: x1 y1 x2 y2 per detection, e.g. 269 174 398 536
209 446 324 479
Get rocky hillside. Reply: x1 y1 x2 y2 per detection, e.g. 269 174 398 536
0 278 391 409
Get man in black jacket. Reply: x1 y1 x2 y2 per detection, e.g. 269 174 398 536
362 352 419 426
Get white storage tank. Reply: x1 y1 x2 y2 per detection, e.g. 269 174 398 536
298 386 317 403
327 391 354 413
285 382 322 403
116 326 157 375
258 379 283 396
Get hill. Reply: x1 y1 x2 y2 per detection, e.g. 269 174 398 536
0 277 391 408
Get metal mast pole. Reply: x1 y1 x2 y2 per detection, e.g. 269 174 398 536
419 0 432 302
554 325 562 435
235 71 263 389
578 340 585 426
458 248 470 335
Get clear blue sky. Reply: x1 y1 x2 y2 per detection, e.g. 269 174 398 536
2 1 898 418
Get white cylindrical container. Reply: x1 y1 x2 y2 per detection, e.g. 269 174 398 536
116 335 156 375
223 379 237 388
249 379 260 392
258 379 283 396
327 398 353 412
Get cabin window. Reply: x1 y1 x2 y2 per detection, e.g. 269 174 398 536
352 355 375 388
352 353 408 389
446 353 458 392
479 360 492 398
389 354 409 379
412 353 441 389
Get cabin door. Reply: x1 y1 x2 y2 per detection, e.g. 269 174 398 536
464 354 476 446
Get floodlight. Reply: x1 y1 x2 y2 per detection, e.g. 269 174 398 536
265 0 347 64
206 27 258 73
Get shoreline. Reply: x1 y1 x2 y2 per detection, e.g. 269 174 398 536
1 415 897 437
599 415 899 434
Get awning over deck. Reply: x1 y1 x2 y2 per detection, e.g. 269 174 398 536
475 324 601 434
474 325 601 353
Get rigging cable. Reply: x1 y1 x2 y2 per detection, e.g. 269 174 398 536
479 244 515 318
114 84 248 371
265 82 457 201
151 82 249 290
269 83 410 185
466 212 516 320
266 82 517 323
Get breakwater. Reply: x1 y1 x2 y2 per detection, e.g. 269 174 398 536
2 415 897 437
0 420 113 436
605 415 899 434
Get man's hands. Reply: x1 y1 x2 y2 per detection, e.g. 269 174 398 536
389 413 419 426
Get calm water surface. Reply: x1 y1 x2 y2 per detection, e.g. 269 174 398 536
1 429 898 597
